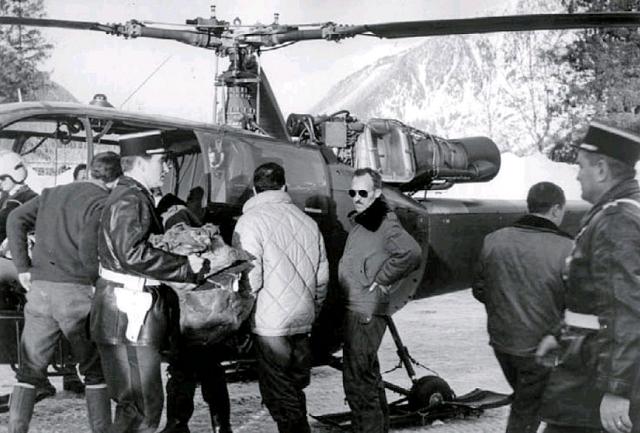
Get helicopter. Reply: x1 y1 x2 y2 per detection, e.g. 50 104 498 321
0 4 636 423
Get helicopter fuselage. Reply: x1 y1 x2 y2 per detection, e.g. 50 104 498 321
0 102 587 364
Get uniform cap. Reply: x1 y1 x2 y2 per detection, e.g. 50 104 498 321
119 131 168 157
577 121 640 165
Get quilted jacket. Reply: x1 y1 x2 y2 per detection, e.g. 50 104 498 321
233 190 329 337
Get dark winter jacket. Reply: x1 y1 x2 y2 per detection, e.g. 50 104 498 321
541 178 640 428
472 214 573 356
7 180 109 284
0 185 37 244
90 176 197 346
338 197 422 317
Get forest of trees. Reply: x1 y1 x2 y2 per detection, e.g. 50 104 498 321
0 0 52 103
548 0 640 161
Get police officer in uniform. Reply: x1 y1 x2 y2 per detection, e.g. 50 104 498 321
90 132 206 433
537 121 640 433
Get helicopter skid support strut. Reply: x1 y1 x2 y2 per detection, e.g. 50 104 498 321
316 315 511 429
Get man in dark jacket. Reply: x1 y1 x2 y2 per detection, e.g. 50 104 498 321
90 132 205 433
537 121 640 433
338 167 421 433
6 152 122 433
473 182 573 433
156 193 232 433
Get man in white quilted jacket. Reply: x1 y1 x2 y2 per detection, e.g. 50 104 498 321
232 162 329 433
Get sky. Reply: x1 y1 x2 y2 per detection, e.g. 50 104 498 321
38 0 511 122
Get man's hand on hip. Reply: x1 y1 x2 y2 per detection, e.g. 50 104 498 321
368 281 389 295
600 393 632 433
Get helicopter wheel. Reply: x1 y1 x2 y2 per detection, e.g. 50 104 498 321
407 375 455 411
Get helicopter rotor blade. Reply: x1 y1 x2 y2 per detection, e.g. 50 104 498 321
272 12 640 44
0 16 223 49
350 13 640 39
0 16 115 32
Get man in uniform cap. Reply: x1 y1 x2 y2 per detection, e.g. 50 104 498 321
90 131 206 433
537 121 640 433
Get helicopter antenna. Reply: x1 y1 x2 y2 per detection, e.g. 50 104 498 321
120 55 172 109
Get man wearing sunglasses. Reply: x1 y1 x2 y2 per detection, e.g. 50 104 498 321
338 167 422 433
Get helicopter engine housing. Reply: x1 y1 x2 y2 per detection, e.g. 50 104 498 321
287 113 501 192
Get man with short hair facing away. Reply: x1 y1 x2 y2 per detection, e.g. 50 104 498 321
90 132 205 433
537 121 640 433
6 152 123 433
472 182 572 433
233 162 329 433
339 167 422 433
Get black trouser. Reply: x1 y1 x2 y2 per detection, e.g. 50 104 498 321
342 311 389 433
98 344 163 433
165 344 230 427
254 333 311 433
494 349 550 433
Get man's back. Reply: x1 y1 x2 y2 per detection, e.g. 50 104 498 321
8 180 109 284
474 217 573 356
234 190 328 337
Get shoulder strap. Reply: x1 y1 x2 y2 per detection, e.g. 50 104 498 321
608 198 640 211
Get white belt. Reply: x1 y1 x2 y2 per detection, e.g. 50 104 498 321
99 267 160 290
99 267 159 342
564 310 599 330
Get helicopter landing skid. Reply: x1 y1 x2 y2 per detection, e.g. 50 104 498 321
320 315 511 428
311 388 511 429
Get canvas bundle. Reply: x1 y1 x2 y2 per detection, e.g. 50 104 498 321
150 222 255 344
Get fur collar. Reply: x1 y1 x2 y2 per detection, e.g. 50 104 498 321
513 214 572 239
355 197 389 232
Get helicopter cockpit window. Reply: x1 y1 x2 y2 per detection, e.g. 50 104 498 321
0 116 119 190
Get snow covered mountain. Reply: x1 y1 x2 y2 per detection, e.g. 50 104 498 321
312 0 577 156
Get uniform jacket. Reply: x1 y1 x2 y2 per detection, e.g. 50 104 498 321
7 180 109 285
338 197 422 317
232 190 329 337
542 178 640 427
472 215 573 356
0 185 36 244
90 176 197 346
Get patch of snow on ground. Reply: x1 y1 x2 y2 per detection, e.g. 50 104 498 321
431 152 584 201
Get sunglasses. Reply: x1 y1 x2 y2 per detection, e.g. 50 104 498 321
348 189 370 198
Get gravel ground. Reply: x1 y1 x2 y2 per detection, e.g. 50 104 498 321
0 289 514 432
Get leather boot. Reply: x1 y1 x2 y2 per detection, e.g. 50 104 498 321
85 385 112 433
158 419 190 433
34 379 56 403
289 417 311 433
63 370 85 395
8 385 36 433
210 412 233 433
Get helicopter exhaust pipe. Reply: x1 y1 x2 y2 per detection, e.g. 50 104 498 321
354 119 500 191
